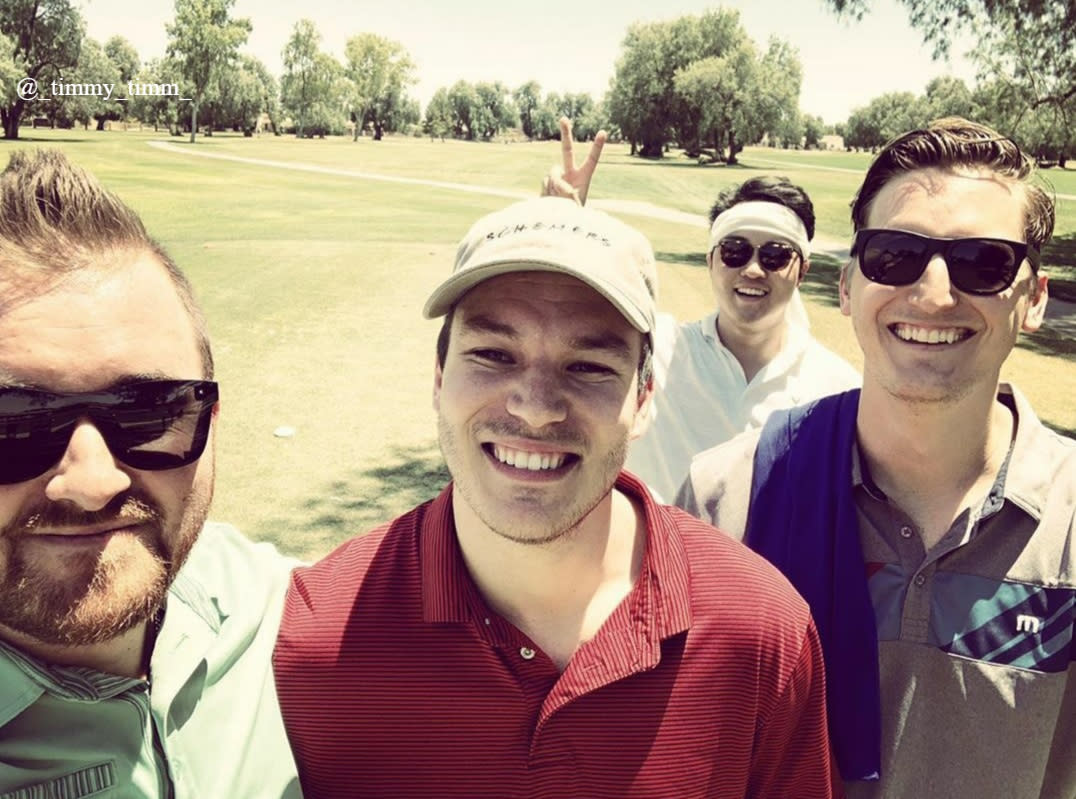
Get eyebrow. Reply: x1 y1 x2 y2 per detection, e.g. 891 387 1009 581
569 331 634 362
0 371 178 391
458 314 519 340
459 314 634 361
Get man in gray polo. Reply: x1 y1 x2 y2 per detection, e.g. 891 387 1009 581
679 117 1074 798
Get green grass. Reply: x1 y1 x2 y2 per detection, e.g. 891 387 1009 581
4 127 1073 558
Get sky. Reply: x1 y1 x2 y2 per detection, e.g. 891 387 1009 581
80 0 979 125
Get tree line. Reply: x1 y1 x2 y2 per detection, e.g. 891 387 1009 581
0 0 1069 165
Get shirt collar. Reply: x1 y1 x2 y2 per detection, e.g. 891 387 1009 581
419 476 693 645
851 384 1052 520
998 383 1064 521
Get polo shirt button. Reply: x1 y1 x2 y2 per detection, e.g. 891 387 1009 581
520 647 536 660
913 573 926 587
900 526 914 539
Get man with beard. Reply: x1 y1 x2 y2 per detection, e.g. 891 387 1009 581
273 196 841 798
0 150 300 797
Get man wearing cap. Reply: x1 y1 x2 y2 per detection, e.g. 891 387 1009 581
273 196 841 798
545 119 859 502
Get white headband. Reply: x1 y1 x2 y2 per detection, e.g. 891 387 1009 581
707 201 811 259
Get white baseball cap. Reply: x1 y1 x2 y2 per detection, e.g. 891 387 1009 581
423 197 657 338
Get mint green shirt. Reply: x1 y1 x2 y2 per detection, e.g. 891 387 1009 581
0 523 302 798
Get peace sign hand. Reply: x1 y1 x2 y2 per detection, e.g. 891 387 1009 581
540 116 607 206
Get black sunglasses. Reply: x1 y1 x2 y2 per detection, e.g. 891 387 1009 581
0 379 218 485
716 236 800 271
851 229 1039 296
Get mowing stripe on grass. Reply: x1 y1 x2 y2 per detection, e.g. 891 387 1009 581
148 140 853 255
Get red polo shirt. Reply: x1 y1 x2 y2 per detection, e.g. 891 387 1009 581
274 474 840 798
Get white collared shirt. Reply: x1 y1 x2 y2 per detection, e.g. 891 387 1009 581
626 309 860 503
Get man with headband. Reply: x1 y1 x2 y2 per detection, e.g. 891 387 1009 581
544 119 858 501
680 118 1074 797
273 196 841 797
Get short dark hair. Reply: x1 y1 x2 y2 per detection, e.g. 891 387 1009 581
436 308 653 401
850 117 1055 252
0 149 214 378
708 176 816 241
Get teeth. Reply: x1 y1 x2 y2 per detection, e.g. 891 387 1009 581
493 444 566 471
893 323 970 345
737 287 766 296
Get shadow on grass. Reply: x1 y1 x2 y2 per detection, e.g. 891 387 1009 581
2 136 101 144
258 442 450 560
617 156 757 170
1043 420 1076 439
799 252 844 309
1021 321 1076 360
1043 232 1076 302
655 250 707 267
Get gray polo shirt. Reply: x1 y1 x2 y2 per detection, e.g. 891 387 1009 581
677 384 1075 799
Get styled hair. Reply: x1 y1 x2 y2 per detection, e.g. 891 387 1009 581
708 176 816 241
0 149 214 378
850 117 1055 252
436 308 654 401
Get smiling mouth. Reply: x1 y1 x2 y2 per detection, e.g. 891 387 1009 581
890 323 973 345
488 443 577 472
734 286 768 298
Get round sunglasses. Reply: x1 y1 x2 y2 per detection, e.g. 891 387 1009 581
716 236 800 271
851 229 1039 295
0 379 218 484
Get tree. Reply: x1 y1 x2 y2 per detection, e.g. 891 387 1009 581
246 54 280 134
473 81 516 139
343 33 416 141
423 86 452 140
671 34 801 163
823 0 1074 133
843 91 922 150
447 80 477 139
975 77 1074 167
803 114 826 148
45 37 119 130
513 80 541 138
0 0 84 139
92 35 140 129
607 9 744 157
531 92 563 140
281 19 344 138
129 57 185 133
104 35 139 83
200 54 273 135
920 76 976 121
165 0 251 143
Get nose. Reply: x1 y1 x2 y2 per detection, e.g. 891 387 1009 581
45 419 132 511
740 255 767 279
908 254 958 311
505 367 568 429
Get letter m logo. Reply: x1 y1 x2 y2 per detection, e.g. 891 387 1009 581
1015 614 1043 634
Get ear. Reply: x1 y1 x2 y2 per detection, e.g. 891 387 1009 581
706 249 714 271
432 358 444 412
798 255 811 284
1021 272 1049 333
839 262 853 317
629 377 655 440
